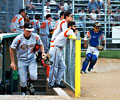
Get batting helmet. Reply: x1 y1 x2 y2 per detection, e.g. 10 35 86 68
93 22 101 27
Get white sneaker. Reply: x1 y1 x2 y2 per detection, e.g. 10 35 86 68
87 69 96 73
81 71 87 74
21 92 26 95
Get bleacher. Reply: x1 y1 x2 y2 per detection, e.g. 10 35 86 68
0 0 23 32
0 0 120 50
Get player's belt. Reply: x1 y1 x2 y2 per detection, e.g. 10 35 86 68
51 40 54 43
51 45 54 47
40 34 46 36
51 45 63 50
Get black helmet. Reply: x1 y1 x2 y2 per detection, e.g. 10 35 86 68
93 22 101 27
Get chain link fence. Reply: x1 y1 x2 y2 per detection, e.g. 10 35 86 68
62 33 81 91
63 40 76 90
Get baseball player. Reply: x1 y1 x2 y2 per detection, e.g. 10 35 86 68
53 11 64 30
39 14 53 53
10 9 26 33
24 12 30 23
30 15 40 34
10 22 45 95
81 22 105 73
48 21 78 88
50 11 73 47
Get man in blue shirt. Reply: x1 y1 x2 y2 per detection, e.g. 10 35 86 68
87 0 99 13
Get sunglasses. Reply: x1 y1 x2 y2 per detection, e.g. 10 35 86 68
95 27 100 29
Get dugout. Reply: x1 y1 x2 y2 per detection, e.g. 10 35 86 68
0 33 20 94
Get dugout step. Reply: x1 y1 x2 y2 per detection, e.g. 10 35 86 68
38 73 46 79
33 79 46 86
12 91 46 95
37 66 46 73
34 85 46 92
34 65 47 93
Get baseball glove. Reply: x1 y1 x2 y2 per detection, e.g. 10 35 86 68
97 45 104 51
42 52 53 65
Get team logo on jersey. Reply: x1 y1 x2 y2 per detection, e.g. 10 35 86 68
20 43 35 50
40 22 46 28
93 36 96 38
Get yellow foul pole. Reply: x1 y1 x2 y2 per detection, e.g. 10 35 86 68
75 39 81 97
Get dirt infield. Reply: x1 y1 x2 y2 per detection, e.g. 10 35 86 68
0 58 120 100
72 58 120 100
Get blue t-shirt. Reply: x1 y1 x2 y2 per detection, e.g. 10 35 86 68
87 1 98 13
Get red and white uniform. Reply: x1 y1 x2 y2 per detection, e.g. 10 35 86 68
53 19 61 29
10 33 43 87
39 20 52 53
51 19 67 46
49 28 76 87
10 14 24 33
30 19 40 34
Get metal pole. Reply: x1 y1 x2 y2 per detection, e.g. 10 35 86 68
22 0 24 8
2 39 6 94
104 0 107 50
42 0 44 21
72 0 75 14
84 14 87 36
63 47 66 82
69 40 73 87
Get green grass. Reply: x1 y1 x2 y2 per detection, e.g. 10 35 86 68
81 50 120 59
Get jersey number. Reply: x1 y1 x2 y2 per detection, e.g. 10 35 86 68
12 17 17 22
40 22 46 28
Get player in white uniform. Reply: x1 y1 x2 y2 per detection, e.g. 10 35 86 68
10 22 45 95
48 21 78 88
10 9 26 33
30 15 40 34
53 11 64 30
50 11 73 47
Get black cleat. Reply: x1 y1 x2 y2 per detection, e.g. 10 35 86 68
56 83 66 88
52 83 66 88
28 83 35 95
48 83 57 88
